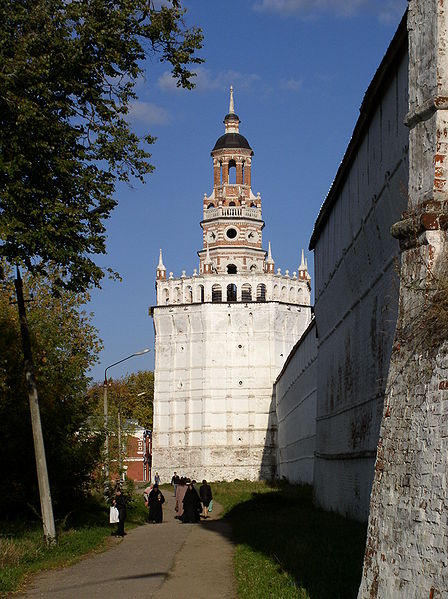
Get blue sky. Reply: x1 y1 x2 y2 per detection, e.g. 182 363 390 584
87 0 407 382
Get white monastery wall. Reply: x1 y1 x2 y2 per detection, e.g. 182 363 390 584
275 319 317 485
359 0 448 595
310 19 410 521
152 298 311 482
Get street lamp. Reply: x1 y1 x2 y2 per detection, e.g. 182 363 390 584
103 348 150 487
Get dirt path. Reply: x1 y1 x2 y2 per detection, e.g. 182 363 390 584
17 492 236 599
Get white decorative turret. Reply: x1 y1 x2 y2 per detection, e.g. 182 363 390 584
266 241 275 273
298 249 310 281
156 248 166 281
203 242 214 274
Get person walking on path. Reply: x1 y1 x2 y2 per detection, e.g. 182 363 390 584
181 482 202 523
154 471 161 485
175 477 187 519
199 480 213 519
171 471 180 496
147 484 165 523
112 487 127 537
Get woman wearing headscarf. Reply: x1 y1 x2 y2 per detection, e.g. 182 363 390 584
147 484 165 523
181 482 202 523
175 477 187 519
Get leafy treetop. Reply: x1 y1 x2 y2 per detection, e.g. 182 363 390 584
0 0 203 291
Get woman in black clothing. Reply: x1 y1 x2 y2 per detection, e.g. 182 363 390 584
113 487 127 536
181 483 202 523
147 484 165 523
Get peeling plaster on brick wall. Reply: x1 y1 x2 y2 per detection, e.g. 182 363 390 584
358 1 448 597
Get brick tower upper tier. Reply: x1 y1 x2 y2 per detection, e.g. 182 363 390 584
198 86 266 275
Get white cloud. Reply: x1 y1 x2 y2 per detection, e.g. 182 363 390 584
158 67 262 94
280 78 303 92
253 0 407 20
128 101 170 126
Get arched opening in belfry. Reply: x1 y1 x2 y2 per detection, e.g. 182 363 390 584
186 285 193 303
228 201 236 207
227 264 237 274
212 284 222 302
250 202 256 208
242 160 245 184
199 284 205 303
220 161 223 184
257 283 266 302
207 202 215 209
228 159 236 184
241 283 252 302
227 283 237 302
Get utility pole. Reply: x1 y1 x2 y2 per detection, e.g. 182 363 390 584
14 267 57 545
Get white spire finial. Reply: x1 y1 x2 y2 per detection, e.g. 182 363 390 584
158 248 165 270
267 241 274 263
299 249 306 270
229 85 234 114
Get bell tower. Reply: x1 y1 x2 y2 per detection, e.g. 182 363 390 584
151 88 312 482
199 87 266 275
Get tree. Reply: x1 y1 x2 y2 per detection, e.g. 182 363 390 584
0 0 202 542
0 268 104 519
89 371 154 481
0 0 203 290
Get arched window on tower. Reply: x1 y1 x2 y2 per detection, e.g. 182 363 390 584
227 264 237 274
228 201 236 206
297 288 304 304
186 285 193 303
207 202 215 209
198 284 205 303
163 288 170 305
228 159 236 184
273 284 279 300
212 284 222 303
242 160 245 184
227 283 237 302
257 283 266 302
241 283 252 302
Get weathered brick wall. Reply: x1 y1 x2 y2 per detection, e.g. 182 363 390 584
358 1 448 596
275 319 317 484
311 18 409 521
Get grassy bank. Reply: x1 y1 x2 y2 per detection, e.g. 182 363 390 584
0 489 148 597
213 481 367 599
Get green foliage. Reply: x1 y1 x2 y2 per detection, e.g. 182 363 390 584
90 369 154 429
0 0 203 291
0 268 104 518
214 481 366 599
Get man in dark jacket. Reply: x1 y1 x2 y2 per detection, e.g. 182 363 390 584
199 479 213 519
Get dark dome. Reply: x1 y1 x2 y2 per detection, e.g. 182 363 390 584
224 112 240 121
212 133 253 153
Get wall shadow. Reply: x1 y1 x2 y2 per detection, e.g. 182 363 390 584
220 482 367 599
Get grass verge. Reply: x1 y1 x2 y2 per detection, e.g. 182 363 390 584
213 480 366 599
0 489 148 597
